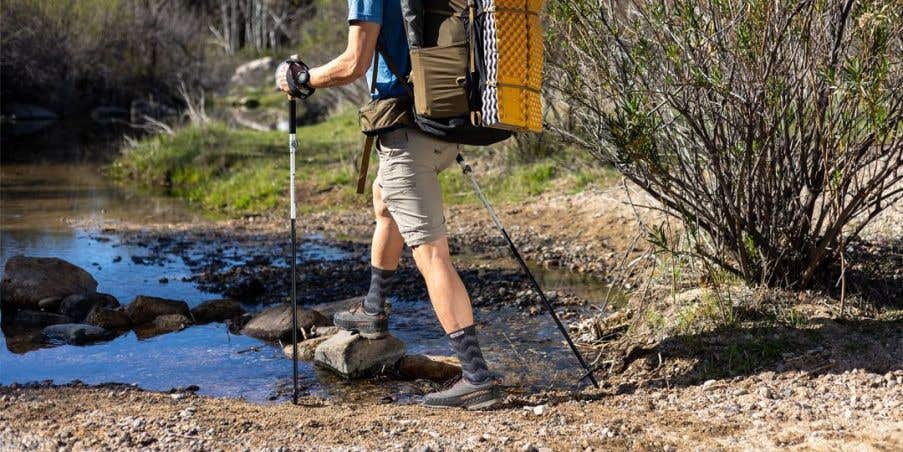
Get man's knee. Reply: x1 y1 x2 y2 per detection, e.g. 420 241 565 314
372 181 393 221
412 239 452 272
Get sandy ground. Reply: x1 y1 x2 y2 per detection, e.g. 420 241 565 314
2 368 901 451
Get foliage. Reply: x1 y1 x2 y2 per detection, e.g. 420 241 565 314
548 0 903 288
109 111 360 215
1 0 212 110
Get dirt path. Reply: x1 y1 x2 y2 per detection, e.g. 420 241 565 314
2 367 901 451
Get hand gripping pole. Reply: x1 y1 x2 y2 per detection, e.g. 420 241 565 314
456 154 599 389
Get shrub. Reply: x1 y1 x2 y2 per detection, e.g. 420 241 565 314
548 0 902 287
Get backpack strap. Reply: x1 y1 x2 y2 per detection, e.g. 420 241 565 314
357 44 413 194
356 50 380 194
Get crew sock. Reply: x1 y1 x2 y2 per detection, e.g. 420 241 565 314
448 325 492 385
363 266 395 315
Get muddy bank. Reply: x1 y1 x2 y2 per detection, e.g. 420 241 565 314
2 367 900 451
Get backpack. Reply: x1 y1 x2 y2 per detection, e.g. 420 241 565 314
356 0 545 193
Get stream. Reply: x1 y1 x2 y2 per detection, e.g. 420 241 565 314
1 120 613 403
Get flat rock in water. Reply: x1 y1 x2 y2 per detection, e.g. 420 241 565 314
5 309 73 328
191 299 244 324
314 330 406 379
84 306 132 330
0 256 98 312
59 292 119 321
152 314 193 332
283 335 333 361
43 323 113 345
240 304 331 342
126 295 191 325
397 354 462 382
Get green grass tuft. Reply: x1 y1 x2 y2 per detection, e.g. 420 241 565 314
110 113 613 216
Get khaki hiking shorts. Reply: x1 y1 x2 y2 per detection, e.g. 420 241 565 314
375 127 461 247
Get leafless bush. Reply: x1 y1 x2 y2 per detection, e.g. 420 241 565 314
547 0 902 288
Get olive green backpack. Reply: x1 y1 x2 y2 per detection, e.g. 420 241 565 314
357 0 544 193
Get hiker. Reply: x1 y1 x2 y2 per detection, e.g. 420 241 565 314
276 0 502 409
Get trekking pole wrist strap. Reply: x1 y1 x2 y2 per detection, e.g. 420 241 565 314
285 59 315 99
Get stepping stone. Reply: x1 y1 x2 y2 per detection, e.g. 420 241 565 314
43 323 113 345
314 330 405 379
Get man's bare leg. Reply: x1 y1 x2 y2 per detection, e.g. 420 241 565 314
333 181 404 335
411 238 473 332
370 180 404 271
413 237 500 408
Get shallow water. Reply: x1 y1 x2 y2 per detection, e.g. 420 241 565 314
0 121 606 402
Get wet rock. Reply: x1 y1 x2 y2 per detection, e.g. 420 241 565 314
191 299 244 324
314 330 406 379
37 297 62 312
0 256 98 312
283 336 333 361
125 296 191 325
226 313 253 335
397 355 462 381
43 324 113 345
3 309 73 328
59 293 119 321
85 306 132 330
225 276 265 302
152 314 193 333
240 304 331 342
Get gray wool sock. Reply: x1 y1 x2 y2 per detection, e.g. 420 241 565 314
448 325 493 385
363 266 395 315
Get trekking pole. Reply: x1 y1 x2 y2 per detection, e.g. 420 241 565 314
288 99 300 404
456 154 600 389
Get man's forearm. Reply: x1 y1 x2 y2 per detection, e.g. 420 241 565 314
309 51 367 88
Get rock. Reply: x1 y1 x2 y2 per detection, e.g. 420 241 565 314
37 297 62 312
226 313 253 334
230 56 274 85
240 304 331 342
85 306 132 330
3 309 73 327
533 405 546 416
59 293 119 321
397 355 462 381
283 336 333 361
191 299 244 324
314 330 406 378
0 256 98 312
152 314 193 332
125 296 191 325
225 276 265 301
314 326 341 337
43 324 113 345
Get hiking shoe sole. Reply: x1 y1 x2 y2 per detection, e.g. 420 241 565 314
422 383 503 410
333 314 388 338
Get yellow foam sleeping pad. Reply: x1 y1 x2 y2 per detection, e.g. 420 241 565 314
477 0 545 133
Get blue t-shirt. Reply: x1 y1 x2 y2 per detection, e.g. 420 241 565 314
348 0 411 100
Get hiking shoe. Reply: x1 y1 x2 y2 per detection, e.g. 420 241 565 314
333 299 388 339
422 378 503 410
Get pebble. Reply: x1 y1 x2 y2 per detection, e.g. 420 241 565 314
532 405 546 416
701 379 717 391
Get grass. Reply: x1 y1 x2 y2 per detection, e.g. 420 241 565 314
109 110 612 217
